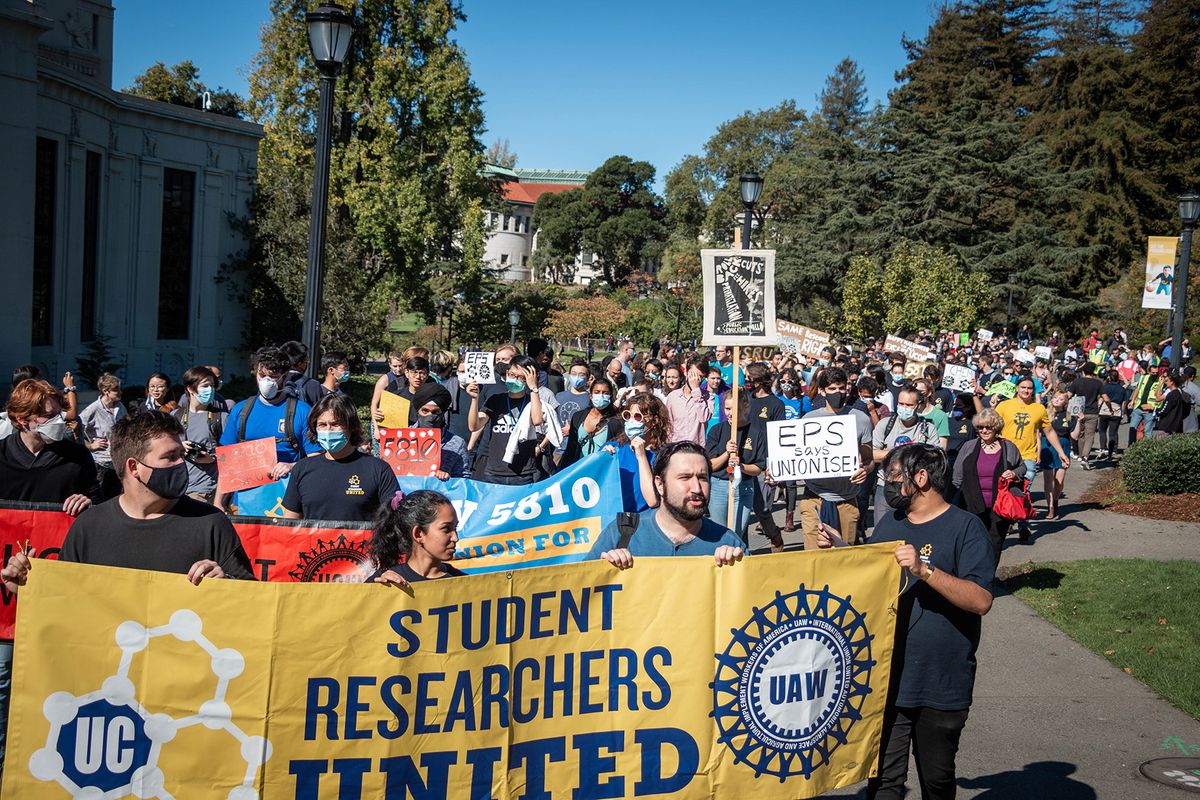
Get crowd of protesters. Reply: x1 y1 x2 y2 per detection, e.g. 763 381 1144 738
0 324 1194 797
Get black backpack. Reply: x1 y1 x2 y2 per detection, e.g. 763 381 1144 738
236 395 300 453
616 512 639 549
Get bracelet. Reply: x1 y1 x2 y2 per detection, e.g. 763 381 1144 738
63 386 76 393
923 564 935 581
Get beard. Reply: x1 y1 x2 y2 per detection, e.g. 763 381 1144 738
663 487 709 522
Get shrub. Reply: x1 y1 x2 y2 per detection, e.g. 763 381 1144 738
1121 432 1200 495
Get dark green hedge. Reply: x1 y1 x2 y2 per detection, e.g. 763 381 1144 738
1121 432 1200 495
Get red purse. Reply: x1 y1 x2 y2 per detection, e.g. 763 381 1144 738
993 475 1034 521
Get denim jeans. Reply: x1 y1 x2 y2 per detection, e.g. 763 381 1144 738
1129 406 1156 445
708 476 754 543
0 640 11 777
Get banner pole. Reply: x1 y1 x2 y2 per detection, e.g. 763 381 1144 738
727 345 740 530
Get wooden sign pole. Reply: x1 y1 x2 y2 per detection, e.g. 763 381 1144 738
727 345 740 530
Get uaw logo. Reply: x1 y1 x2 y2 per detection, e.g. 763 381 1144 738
288 534 375 583
30 610 270 798
712 585 875 780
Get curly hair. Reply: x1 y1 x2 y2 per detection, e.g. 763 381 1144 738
369 490 454 570
618 392 670 451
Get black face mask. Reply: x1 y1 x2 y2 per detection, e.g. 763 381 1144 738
883 479 912 512
825 391 845 409
138 460 189 500
494 361 511 379
416 412 444 429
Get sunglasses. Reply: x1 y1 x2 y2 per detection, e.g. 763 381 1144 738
621 411 644 422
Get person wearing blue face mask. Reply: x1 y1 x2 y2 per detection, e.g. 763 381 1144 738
602 392 669 512
561 377 623 468
282 393 399 522
170 366 228 505
317 351 355 406
467 355 546 485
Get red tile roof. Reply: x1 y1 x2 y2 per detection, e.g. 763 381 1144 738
503 181 581 205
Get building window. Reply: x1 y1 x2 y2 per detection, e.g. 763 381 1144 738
157 168 195 340
582 252 593 265
524 217 531 233
80 151 101 341
521 255 529 267
32 138 57 347
500 254 509 265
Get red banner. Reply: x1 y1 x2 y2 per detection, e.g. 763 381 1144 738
378 426 441 477
0 503 72 639
215 437 277 494
0 503 376 637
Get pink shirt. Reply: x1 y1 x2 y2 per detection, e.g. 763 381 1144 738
665 387 712 445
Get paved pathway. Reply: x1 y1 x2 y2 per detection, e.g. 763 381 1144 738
746 465 1200 798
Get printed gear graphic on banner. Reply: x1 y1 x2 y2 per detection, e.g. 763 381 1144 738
711 585 875 781
29 609 271 799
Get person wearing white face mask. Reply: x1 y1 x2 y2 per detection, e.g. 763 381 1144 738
218 346 321 510
281 394 399 522
870 384 941 527
170 366 228 505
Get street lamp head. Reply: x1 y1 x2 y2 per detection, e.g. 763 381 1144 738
508 309 520 327
306 2 355 77
1180 188 1200 227
739 172 764 207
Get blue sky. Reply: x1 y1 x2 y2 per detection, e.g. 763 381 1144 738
112 1 939 180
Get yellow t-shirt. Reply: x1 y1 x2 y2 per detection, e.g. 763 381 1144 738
996 397 1050 461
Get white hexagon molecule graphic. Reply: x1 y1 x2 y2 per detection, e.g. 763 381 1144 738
32 610 271 799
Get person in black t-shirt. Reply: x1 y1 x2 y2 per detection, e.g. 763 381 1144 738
819 444 994 800
1068 361 1105 468
282 393 398 522
466 355 544 485
367 489 464 587
3 411 255 589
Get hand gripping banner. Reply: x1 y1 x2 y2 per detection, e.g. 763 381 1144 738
4 547 898 799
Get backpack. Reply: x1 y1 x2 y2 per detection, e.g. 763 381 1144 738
882 413 936 444
616 512 639 549
236 395 300 453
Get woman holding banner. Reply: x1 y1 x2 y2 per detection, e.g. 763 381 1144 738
368 489 464 586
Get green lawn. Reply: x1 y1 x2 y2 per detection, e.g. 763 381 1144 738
1006 559 1200 719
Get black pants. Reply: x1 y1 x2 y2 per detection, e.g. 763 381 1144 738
1097 415 1121 456
975 509 1009 566
867 706 970 800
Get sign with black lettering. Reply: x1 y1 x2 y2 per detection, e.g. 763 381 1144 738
701 249 777 346
765 417 859 481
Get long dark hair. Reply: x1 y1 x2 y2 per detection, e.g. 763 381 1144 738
589 377 618 418
369 490 454 569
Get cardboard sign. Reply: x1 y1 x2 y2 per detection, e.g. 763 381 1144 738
215 437 277 495
943 363 978 393
903 360 935 380
977 329 994 342
776 320 832 359
701 249 777 345
463 351 496 384
1013 348 1036 364
379 427 442 477
986 380 1017 399
884 335 933 364
1141 236 1179 310
766 417 860 482
1035 345 1053 362
378 391 411 431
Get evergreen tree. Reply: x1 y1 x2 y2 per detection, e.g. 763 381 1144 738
239 0 489 357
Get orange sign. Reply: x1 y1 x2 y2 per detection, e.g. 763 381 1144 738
215 437 278 495
378 427 441 477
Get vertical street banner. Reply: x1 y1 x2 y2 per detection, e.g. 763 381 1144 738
701 249 777 345
1141 236 1179 310
4 547 899 800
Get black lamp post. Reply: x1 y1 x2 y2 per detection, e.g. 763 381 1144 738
739 172 764 250
1005 273 1017 334
1172 188 1199 367
667 280 689 342
446 292 463 349
435 299 446 349
301 2 354 377
508 308 520 345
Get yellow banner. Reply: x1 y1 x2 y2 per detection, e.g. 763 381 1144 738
5 549 899 799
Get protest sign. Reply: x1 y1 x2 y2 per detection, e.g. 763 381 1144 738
701 249 777 345
986 380 1017 399
1013 348 1036 364
959 332 970 346
378 391 411 430
977 328 994 342
943 363 978 393
6 548 898 800
777 334 800 354
884 335 933 364
378 427 441 477
765 417 860 481
776 320 832 358
1141 236 1179 310
903 360 935 380
0 501 70 638
463 351 496 384
1035 345 1053 362
232 475 289 516
215 437 277 495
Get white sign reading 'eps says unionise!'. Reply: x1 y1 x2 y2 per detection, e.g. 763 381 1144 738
766 417 860 482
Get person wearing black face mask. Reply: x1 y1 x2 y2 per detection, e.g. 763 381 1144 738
817 443 994 800
409 382 467 479
3 412 255 599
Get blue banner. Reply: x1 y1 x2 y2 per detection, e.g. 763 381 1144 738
397 452 623 573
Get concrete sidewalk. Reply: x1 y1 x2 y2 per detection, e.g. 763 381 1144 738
749 465 1200 798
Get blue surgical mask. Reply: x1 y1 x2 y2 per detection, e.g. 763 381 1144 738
337 370 350 384
505 378 526 394
591 394 611 410
896 406 917 421
197 386 214 405
317 430 348 452
568 374 587 390
624 420 645 438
